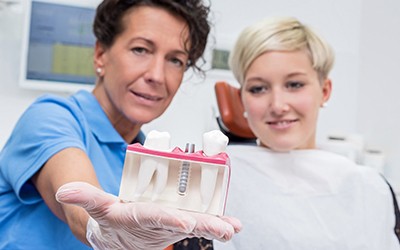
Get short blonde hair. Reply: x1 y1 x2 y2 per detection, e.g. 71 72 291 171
229 17 335 85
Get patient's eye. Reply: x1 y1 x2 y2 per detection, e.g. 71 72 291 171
286 81 304 90
248 85 268 94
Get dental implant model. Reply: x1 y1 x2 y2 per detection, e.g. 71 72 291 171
200 130 229 212
118 129 231 216
119 130 171 202
134 130 171 201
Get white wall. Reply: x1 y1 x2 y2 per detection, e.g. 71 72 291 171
0 2 46 149
357 0 400 188
1 0 399 188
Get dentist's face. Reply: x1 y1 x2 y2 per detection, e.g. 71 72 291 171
94 6 189 125
241 50 331 152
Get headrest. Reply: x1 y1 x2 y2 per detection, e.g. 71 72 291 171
214 81 256 139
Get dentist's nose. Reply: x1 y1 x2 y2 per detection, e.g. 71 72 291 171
269 90 289 115
144 56 165 85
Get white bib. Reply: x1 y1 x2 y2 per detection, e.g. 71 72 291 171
215 145 399 250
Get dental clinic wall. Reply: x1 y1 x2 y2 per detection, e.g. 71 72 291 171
1 0 400 188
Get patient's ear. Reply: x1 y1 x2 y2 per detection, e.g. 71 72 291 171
321 78 332 104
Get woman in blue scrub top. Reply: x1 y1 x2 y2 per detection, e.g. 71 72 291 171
0 0 241 249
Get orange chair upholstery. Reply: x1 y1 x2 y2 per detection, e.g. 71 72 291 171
214 81 256 143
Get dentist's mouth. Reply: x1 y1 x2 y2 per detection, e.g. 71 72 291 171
132 91 163 101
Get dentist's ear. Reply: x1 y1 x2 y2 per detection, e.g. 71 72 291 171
321 78 332 107
94 41 106 77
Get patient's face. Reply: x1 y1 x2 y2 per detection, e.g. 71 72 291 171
241 50 331 151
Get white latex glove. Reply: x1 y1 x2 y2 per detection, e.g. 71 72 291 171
56 182 242 250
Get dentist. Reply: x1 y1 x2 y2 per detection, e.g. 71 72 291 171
0 0 241 249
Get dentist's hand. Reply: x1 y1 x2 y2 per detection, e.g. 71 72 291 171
56 182 241 250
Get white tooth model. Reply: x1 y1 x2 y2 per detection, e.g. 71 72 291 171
127 130 170 201
201 130 229 212
119 129 231 216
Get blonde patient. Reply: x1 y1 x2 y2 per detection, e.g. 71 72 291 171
215 17 400 249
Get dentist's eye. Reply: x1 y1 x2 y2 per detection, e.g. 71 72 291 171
170 57 184 67
131 47 148 55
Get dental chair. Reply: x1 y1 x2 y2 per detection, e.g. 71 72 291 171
214 81 257 145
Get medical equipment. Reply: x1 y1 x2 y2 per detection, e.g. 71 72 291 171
214 81 256 142
119 130 230 216
20 1 97 93
363 148 386 174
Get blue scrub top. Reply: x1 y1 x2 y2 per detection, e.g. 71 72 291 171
0 90 144 249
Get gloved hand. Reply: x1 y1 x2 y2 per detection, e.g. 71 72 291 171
56 182 241 250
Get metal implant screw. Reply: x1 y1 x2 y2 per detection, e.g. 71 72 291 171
177 143 195 196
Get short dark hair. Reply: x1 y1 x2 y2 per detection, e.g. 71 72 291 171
93 0 211 74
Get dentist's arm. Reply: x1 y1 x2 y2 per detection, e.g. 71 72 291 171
32 148 100 245
33 148 242 249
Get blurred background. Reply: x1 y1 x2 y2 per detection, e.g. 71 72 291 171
1 0 399 190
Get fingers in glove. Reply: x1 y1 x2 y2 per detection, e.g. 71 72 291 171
131 203 197 234
219 216 242 233
189 213 237 242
